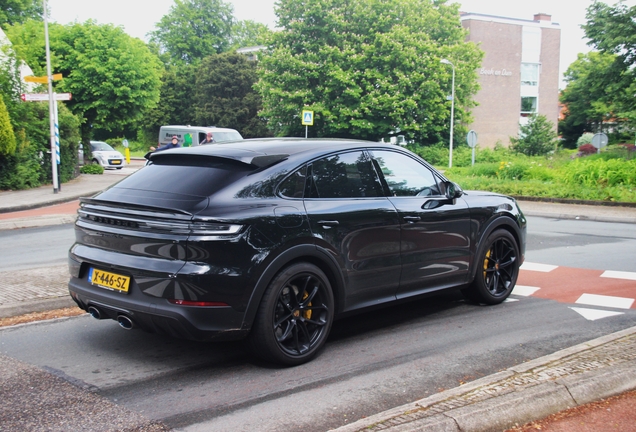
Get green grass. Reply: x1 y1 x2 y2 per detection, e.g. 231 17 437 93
434 145 636 203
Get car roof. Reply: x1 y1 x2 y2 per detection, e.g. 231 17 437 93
148 138 402 167
161 125 240 133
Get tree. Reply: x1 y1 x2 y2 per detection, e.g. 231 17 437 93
559 51 619 147
143 63 198 140
0 94 16 156
8 21 163 144
194 52 270 138
256 0 482 143
230 20 270 49
582 2 636 126
510 115 559 156
0 0 42 26
149 0 234 65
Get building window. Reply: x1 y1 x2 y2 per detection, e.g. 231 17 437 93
521 97 537 116
522 26 541 63
521 63 540 86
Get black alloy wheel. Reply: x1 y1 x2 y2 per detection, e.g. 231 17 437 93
248 263 334 366
463 229 519 305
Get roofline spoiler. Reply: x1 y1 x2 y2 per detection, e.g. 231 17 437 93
147 150 289 169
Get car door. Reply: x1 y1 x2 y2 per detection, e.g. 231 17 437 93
369 149 471 299
303 150 402 311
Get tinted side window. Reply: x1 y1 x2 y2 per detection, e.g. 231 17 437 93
371 150 440 197
279 166 308 198
308 151 383 199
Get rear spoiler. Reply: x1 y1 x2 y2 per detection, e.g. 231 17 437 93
147 149 289 169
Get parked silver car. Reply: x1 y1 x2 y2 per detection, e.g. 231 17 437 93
89 141 125 169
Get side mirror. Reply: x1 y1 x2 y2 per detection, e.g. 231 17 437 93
444 181 462 199
421 181 462 210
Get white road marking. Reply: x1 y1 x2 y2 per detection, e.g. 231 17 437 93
520 262 558 272
575 293 634 310
601 270 636 281
569 307 624 321
512 285 541 296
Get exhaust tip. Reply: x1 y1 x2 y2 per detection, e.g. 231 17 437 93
88 306 102 320
117 315 134 330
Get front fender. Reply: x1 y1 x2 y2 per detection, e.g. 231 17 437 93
469 214 526 281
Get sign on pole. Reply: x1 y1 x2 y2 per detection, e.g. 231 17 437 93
591 133 608 154
302 110 314 126
21 93 72 101
24 73 63 83
302 110 314 138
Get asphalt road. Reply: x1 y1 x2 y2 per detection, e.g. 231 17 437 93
0 224 75 271
0 216 634 430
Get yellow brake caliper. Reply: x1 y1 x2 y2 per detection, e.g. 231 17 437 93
302 291 312 320
483 249 491 280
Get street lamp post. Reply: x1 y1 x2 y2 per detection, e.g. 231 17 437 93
441 59 455 168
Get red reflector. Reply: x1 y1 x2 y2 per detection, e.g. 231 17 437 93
169 299 228 307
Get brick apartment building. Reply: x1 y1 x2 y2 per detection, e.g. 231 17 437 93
461 12 561 147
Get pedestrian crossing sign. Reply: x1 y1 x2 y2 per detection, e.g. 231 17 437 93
302 110 314 126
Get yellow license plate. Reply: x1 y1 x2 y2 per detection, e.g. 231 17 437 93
111 160 121 165
88 268 130 293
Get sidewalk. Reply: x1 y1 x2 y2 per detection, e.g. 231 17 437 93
0 168 635 431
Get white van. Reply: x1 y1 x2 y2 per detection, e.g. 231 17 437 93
158 125 243 147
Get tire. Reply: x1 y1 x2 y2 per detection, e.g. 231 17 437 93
462 229 520 305
248 263 334 366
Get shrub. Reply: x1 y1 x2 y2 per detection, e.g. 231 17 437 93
576 132 594 147
577 143 597 156
561 158 636 187
0 94 16 157
80 163 104 174
510 114 559 156
408 143 448 166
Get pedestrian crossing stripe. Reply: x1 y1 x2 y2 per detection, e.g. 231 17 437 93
568 307 624 321
512 263 636 321
601 270 636 281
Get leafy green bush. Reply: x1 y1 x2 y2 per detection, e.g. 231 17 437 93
80 163 104 174
576 132 594 147
510 114 559 156
560 158 636 187
408 143 448 166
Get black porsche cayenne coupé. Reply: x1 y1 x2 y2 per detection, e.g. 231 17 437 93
68 138 526 365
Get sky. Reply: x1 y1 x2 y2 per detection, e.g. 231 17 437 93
47 0 636 88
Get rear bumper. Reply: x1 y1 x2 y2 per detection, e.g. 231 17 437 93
69 280 249 341
68 254 249 342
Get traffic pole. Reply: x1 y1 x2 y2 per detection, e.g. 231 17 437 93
43 0 59 193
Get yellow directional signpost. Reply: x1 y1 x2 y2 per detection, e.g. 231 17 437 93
302 110 314 138
24 73 63 84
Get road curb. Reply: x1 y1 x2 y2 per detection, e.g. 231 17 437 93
331 326 636 432
0 297 76 319
521 209 636 224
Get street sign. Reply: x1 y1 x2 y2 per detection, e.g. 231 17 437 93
466 130 478 148
591 132 608 149
21 93 72 101
24 73 63 83
302 110 314 126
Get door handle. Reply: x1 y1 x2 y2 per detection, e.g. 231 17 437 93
317 220 339 228
403 216 421 223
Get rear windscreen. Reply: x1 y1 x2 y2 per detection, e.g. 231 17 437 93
114 156 254 197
